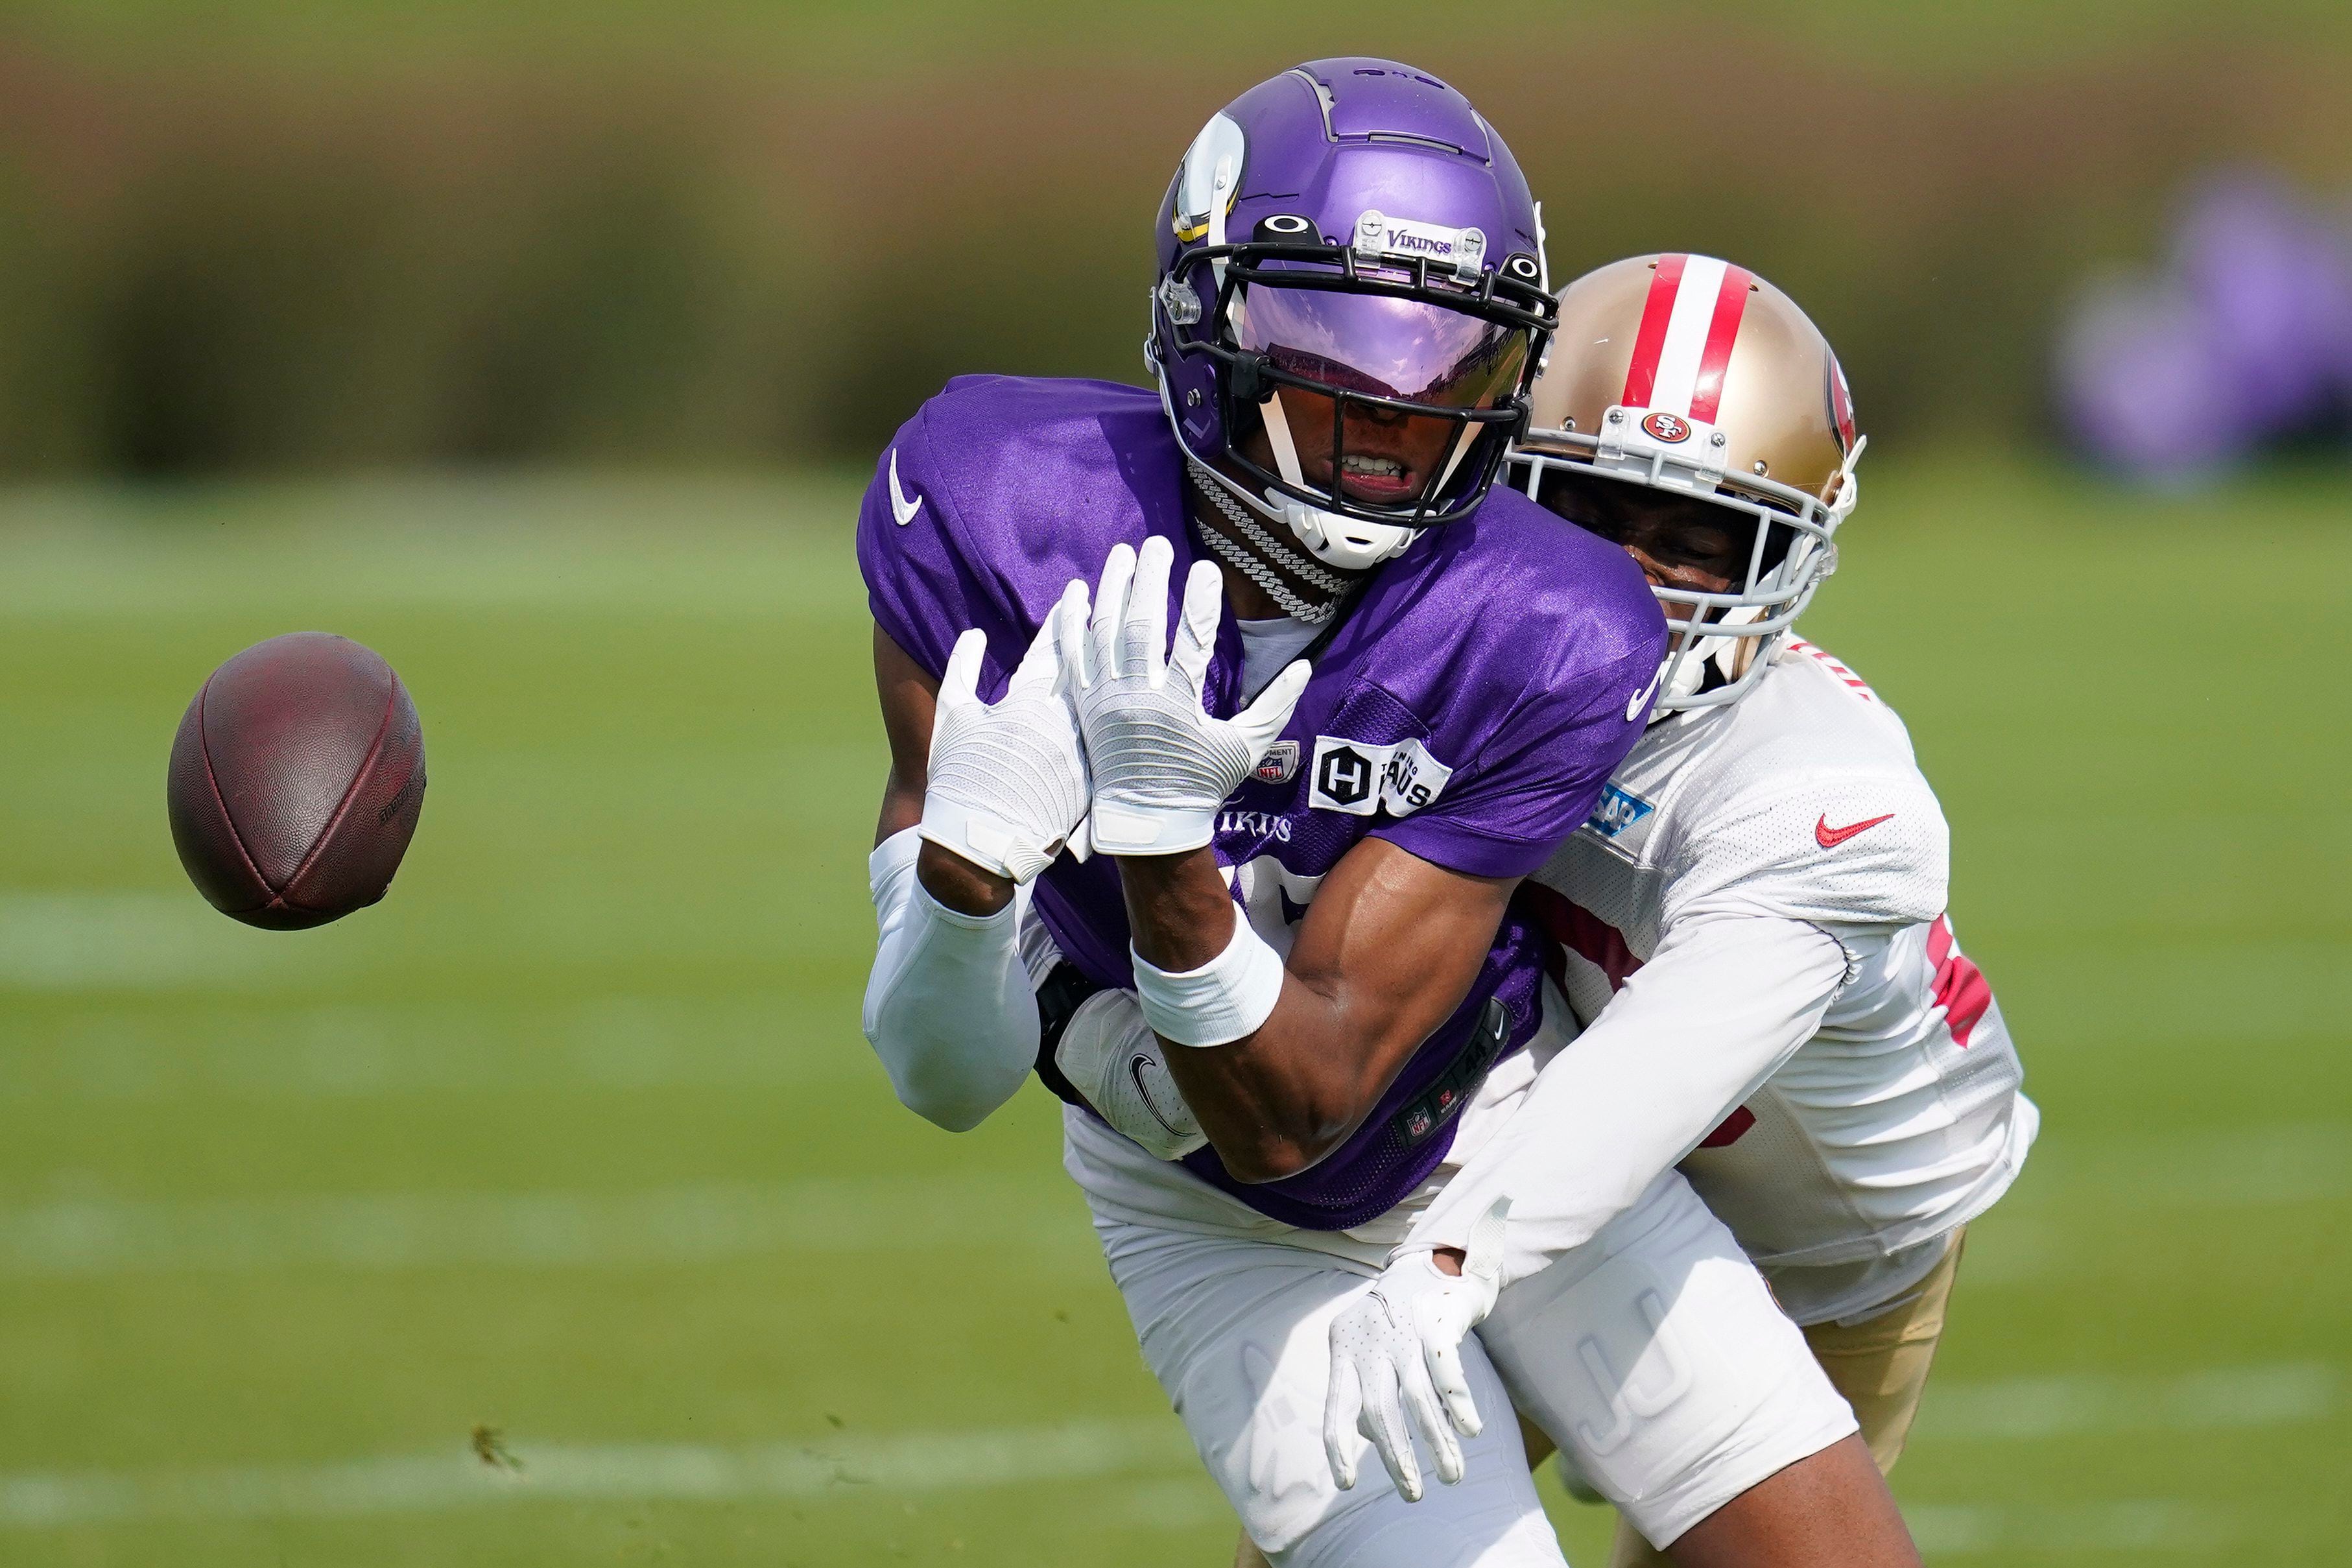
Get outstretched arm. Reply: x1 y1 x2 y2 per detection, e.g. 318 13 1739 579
1318 914 1862 1509
1123 839 1514 1181
1403 908 1851 1285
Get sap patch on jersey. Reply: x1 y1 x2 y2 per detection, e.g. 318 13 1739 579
1308 735 1455 817
1587 782 1656 841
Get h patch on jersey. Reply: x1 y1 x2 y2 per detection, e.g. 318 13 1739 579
1307 735 1454 818
1587 782 1656 839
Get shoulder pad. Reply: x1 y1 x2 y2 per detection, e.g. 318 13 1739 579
856 377 1177 685
1661 763 1949 928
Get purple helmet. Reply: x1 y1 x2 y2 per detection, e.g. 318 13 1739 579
1148 60 1557 571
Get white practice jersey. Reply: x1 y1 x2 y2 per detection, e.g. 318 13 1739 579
1521 640 2036 1322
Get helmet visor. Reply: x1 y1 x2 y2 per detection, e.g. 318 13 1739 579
1234 281 1530 512
1235 281 1529 409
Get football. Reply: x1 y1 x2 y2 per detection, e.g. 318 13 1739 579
167 632 427 929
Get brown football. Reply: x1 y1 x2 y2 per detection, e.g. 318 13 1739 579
167 632 427 929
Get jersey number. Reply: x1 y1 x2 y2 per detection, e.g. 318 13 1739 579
1926 914 1992 1047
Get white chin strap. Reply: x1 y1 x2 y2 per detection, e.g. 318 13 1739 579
1658 643 1713 709
1257 390 1415 571
1659 602 1768 712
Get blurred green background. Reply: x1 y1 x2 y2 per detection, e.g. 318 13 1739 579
3 4 2349 1566
4 0 2352 475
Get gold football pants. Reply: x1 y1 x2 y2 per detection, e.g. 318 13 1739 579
1601 1230 1966 1568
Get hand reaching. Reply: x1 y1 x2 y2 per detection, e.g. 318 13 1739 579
1323 1199 1512 1502
918 582 1094 883
1062 534 1309 855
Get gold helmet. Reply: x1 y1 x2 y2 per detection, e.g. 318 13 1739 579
1511 253 1864 713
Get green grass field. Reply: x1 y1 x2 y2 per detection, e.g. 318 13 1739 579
2 460 2347 1566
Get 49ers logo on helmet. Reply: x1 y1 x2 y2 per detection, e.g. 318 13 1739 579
1640 410 1691 444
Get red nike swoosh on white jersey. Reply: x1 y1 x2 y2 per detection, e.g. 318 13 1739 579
1815 813 1895 849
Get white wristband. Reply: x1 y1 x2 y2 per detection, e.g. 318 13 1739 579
1131 905 1286 1047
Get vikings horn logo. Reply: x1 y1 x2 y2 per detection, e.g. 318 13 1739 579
1640 410 1692 444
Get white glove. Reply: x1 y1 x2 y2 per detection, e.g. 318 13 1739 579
1052 988 1207 1161
1062 535 1311 855
1323 1198 1511 1503
919 584 1093 883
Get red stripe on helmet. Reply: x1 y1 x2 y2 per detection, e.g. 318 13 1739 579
1619 253 1687 410
1687 264 1753 423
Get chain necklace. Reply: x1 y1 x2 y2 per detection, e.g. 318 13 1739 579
1185 462 1355 624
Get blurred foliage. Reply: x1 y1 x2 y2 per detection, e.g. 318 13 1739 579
1 1 2349 475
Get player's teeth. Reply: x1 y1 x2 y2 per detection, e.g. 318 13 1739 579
1342 455 1405 478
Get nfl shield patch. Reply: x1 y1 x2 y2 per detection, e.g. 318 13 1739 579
1255 740 1300 785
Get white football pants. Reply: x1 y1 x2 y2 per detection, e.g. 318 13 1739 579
1063 986 1855 1564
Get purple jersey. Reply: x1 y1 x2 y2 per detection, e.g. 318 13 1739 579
859 375 1665 1228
